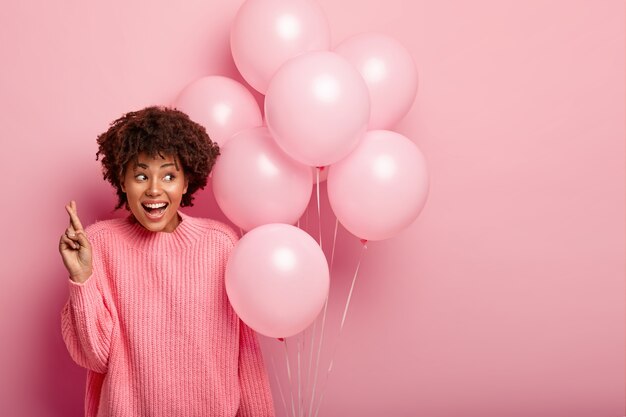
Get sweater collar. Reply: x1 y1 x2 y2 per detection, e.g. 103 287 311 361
122 210 204 252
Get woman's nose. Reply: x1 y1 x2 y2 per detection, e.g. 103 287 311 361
146 179 162 196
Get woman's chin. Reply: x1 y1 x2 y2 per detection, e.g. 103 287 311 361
131 206 181 233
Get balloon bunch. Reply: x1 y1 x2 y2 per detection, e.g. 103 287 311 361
173 0 429 393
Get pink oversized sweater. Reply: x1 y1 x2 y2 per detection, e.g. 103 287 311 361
61 211 275 417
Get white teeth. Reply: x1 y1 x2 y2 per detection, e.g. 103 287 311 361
144 203 167 209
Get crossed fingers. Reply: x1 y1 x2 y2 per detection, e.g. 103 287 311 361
63 200 85 250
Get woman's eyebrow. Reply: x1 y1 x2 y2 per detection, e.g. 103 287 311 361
134 162 176 169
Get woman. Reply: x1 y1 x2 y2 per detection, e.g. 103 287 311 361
59 106 274 417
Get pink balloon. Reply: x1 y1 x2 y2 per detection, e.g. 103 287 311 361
327 130 429 241
174 76 262 146
334 33 418 129
225 224 329 338
212 127 312 231
265 51 370 167
230 0 330 94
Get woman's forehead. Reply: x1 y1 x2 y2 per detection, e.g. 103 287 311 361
130 152 181 169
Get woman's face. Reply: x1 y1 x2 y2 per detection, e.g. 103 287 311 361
120 152 188 233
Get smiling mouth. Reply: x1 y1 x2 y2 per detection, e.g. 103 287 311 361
142 203 169 219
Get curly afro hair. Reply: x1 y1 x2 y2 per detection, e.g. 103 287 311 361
96 106 219 210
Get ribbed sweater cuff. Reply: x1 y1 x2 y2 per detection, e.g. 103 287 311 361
68 274 99 308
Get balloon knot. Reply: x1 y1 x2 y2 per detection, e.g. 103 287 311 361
359 239 368 247
277 338 285 342
316 166 326 171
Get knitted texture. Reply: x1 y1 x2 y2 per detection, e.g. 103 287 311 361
61 211 275 417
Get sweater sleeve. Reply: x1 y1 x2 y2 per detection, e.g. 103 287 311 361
60 235 114 374
236 320 275 417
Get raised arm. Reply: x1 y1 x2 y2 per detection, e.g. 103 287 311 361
59 200 114 373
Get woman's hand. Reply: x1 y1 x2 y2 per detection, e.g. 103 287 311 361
59 200 93 283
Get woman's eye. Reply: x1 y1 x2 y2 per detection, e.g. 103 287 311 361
164 174 175 181
135 174 147 181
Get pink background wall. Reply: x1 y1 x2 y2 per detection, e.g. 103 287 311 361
0 1 623 416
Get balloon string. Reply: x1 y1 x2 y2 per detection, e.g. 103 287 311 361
329 217 339 273
297 334 302 417
300 327 308 417
270 354 289 417
303 168 326 417
340 243 366 329
313 381 327 417
305 200 309 232
313 243 367 417
283 339 297 417
307 294 328 417
239 227 244 238
305 308 318 416
316 167 322 251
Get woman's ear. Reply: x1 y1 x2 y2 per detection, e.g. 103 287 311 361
183 177 189 194
120 174 126 193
